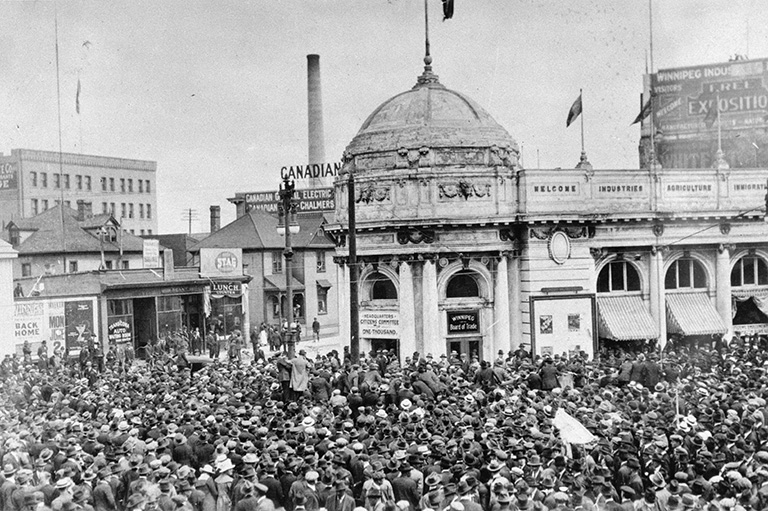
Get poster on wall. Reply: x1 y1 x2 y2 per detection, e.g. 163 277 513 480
65 300 95 351
14 298 97 357
108 319 133 347
530 294 596 360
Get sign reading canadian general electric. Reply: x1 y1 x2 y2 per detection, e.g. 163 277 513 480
359 311 400 339
651 58 768 136
200 248 243 277
241 187 335 214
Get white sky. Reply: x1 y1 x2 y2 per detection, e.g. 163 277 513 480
1 0 765 233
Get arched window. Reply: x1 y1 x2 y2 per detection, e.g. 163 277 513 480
597 261 641 293
665 258 707 290
371 272 397 300
446 271 480 298
731 256 768 287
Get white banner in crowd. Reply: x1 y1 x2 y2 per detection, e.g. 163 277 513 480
553 408 597 445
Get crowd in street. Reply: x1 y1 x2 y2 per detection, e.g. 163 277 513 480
2 336 768 511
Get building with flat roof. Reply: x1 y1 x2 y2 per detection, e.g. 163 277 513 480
326 61 768 362
0 148 158 235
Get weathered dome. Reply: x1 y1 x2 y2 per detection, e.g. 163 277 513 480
345 69 518 156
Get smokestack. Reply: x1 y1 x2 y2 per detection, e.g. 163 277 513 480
307 54 326 189
210 205 221 233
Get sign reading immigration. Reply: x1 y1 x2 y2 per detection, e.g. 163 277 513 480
359 311 400 339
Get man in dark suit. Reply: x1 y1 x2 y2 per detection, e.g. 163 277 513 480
259 465 284 510
391 463 420 511
92 468 117 511
324 479 355 511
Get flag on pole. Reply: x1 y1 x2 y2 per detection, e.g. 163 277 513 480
76 79 81 114
566 93 582 128
632 96 653 125
442 0 454 20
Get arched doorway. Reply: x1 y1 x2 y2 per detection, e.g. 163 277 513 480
360 269 400 358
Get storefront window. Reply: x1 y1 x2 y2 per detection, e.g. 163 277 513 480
157 295 183 338
665 258 707 290
317 286 328 315
446 271 479 298
597 261 641 293
731 256 768 287
210 296 242 336
371 272 397 300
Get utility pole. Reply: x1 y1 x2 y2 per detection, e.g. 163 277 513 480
278 176 299 358
180 209 198 236
348 170 359 363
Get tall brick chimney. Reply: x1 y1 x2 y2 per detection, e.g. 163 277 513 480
210 205 221 233
307 54 326 189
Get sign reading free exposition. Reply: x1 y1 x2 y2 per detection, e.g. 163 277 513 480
651 58 768 136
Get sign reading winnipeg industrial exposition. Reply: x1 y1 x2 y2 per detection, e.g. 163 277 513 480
651 58 768 135
647 58 768 168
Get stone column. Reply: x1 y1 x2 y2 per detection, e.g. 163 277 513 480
338 261 350 349
509 255 523 350
398 261 417 364
422 258 441 358
649 248 666 346
716 245 732 334
494 253 511 356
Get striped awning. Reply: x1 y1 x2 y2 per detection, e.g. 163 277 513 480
666 292 727 336
597 295 659 341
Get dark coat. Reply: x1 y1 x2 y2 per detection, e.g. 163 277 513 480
540 364 558 390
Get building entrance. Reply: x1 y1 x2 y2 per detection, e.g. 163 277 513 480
448 337 482 361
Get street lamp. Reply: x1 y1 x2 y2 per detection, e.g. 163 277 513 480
277 176 300 358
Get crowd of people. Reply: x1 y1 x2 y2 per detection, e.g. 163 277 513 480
2 336 768 511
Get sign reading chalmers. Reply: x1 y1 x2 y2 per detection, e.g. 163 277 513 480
242 187 335 214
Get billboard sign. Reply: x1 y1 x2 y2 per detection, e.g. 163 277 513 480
240 187 335 214
530 294 597 360
14 298 97 354
0 161 18 190
200 248 243 277
143 239 161 268
651 58 768 137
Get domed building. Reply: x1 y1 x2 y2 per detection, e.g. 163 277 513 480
327 62 525 361
327 60 768 362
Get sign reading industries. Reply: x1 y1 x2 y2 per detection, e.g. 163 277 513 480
243 187 335 214
0 161 18 190
651 58 768 136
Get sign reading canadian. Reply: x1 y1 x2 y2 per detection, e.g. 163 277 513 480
200 248 243 277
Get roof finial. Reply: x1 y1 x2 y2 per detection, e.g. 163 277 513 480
415 0 440 88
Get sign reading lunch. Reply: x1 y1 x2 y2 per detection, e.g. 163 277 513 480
359 311 400 339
